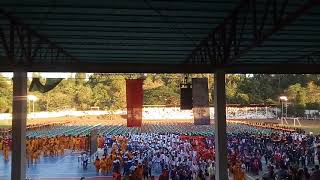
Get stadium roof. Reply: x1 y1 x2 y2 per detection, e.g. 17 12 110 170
0 0 320 73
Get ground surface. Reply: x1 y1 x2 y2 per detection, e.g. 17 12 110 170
0 150 113 180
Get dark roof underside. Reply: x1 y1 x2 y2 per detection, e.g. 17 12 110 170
0 0 319 73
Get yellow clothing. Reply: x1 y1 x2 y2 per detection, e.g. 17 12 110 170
94 159 101 173
100 159 107 174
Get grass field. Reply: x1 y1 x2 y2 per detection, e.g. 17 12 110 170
238 119 320 134
0 120 11 128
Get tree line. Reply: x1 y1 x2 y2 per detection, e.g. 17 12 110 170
1 73 320 116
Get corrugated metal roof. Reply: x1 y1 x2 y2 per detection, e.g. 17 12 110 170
0 0 237 64
236 5 320 64
0 0 319 72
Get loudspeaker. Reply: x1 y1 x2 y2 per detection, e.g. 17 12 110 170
180 84 192 110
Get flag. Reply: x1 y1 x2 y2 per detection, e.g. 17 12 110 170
126 79 143 127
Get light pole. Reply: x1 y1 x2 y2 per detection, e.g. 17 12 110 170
27 95 38 116
279 96 288 119
28 99 30 114
285 101 288 118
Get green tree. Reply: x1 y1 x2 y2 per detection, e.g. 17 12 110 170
144 86 179 106
75 73 86 85
0 75 12 112
91 83 111 109
74 84 93 110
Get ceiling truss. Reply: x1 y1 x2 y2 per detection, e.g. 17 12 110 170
0 9 77 66
185 0 320 65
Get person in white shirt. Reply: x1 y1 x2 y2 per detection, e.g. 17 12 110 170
191 162 199 179
82 152 88 170
207 161 215 179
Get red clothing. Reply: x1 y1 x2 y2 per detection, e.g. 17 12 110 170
113 172 121 180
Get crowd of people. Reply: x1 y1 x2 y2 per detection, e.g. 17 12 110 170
1 121 320 179
0 133 89 164
226 130 320 180
90 123 320 180
26 135 90 164
94 133 215 180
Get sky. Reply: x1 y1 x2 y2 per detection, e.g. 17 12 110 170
1 73 76 79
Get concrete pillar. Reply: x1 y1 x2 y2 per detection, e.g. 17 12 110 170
214 70 228 180
11 71 27 180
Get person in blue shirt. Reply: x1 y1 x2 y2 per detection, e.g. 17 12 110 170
82 152 88 170
123 156 130 176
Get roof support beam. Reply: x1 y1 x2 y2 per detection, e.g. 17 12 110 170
185 0 320 65
0 9 77 65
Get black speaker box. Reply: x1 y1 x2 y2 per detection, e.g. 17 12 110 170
180 85 192 110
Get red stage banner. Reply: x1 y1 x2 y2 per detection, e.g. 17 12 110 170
126 79 143 127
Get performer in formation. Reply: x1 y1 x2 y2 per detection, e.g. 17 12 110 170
4 135 89 164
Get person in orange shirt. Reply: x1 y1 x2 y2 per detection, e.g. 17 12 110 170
72 137 77 151
232 163 245 180
80 137 85 150
127 151 133 160
94 156 101 175
238 168 245 180
113 169 121 180
36 149 41 162
0 137 3 150
69 136 74 150
159 167 169 180
54 144 59 156
3 137 10 161
76 137 81 150
98 136 105 149
135 162 144 180
106 155 113 173
100 156 108 176
58 144 64 156
121 142 127 152
31 150 37 164
84 136 89 151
